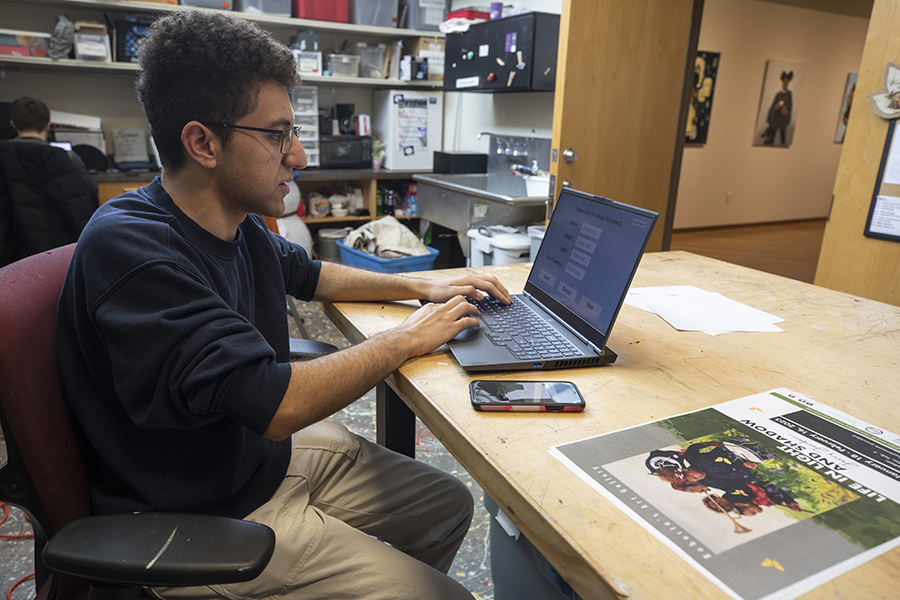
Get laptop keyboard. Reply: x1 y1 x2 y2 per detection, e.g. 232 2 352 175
468 296 584 361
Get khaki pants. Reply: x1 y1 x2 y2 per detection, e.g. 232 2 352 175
153 421 475 600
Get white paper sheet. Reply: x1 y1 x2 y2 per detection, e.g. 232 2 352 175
626 286 783 335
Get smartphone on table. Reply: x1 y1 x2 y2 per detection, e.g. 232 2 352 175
469 380 585 412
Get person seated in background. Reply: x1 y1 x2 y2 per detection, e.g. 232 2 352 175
0 97 98 266
8 97 98 203
57 10 511 600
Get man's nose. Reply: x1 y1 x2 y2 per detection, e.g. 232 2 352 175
286 138 308 170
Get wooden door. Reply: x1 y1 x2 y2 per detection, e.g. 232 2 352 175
814 0 900 305
550 0 702 251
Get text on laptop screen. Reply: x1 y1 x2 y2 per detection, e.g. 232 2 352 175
530 193 653 336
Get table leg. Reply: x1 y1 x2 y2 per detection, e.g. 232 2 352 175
376 382 416 458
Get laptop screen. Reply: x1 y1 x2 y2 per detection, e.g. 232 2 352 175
526 189 657 346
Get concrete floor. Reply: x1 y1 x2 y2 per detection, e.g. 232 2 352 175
0 300 495 600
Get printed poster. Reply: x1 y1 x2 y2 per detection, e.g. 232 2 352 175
550 389 900 600
397 97 428 156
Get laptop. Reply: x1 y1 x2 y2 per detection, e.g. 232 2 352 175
448 188 658 372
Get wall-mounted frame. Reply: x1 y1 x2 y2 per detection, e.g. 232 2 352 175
864 118 900 242
834 72 857 144
685 51 720 145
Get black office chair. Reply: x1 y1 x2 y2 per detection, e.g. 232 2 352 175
0 244 313 600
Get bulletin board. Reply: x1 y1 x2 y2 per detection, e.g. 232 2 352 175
865 118 900 242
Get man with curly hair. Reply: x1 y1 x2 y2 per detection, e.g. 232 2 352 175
57 10 507 599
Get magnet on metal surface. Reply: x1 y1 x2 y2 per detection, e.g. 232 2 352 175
507 71 516 87
487 72 496 82
516 50 525 70
496 57 505 66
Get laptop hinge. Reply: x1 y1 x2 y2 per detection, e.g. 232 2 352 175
523 292 605 355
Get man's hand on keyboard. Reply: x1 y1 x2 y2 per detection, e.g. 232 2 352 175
423 274 512 306
394 295 483 356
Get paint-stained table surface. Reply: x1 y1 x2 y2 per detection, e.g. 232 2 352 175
323 251 900 600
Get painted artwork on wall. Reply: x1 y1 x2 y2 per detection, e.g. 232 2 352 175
753 59 806 147
835 72 857 143
686 51 720 145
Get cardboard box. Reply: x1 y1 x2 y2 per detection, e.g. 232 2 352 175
405 36 444 81
74 22 111 62
405 36 444 57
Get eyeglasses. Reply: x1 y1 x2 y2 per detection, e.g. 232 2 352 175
203 122 302 155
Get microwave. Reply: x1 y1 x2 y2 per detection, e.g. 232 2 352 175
319 135 373 169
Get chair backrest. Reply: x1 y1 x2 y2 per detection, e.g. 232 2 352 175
0 244 92 591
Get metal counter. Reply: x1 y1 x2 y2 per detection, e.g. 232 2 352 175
414 174 548 257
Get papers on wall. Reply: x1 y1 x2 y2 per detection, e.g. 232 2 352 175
865 118 900 242
50 109 102 130
50 109 106 157
113 128 149 164
550 388 900 600
868 195 900 238
52 128 106 156
626 285 783 335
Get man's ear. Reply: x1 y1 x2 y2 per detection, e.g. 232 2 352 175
181 121 219 170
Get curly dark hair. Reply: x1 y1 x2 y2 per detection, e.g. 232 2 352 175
136 11 301 172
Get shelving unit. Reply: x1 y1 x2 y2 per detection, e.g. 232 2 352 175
0 0 443 89
23 0 442 39
2 0 439 234
0 54 442 88
294 168 425 225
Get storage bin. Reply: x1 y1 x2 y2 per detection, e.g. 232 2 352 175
0 29 50 57
527 224 545 262
181 0 232 10
327 54 359 77
291 86 319 166
293 50 322 75
484 495 574 600
399 0 446 31
234 0 290 15
293 0 348 22
349 0 398 27
292 86 318 114
304 147 320 167
337 240 439 273
467 228 530 267
446 8 489 20
317 228 352 262
352 43 387 78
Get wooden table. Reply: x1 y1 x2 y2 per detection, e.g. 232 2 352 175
322 251 900 600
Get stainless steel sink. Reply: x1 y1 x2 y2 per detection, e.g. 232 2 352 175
414 174 548 257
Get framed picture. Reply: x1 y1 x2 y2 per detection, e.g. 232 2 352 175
835 72 857 144
686 51 720 145
753 59 806 147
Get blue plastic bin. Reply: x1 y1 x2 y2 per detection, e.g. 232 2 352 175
336 239 439 273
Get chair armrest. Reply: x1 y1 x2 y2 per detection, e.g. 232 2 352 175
289 337 338 360
42 513 275 587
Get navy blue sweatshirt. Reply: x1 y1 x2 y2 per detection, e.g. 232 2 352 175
57 178 320 518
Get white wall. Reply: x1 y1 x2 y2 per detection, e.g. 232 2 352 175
443 0 562 154
674 0 869 228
